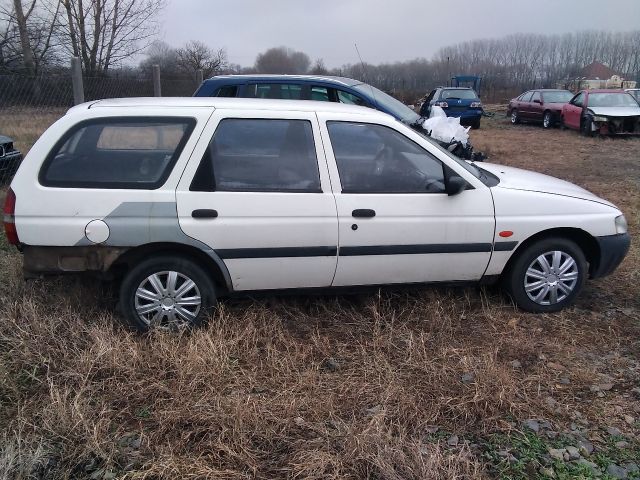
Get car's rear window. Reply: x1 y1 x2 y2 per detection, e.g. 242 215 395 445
40 117 195 189
440 89 478 100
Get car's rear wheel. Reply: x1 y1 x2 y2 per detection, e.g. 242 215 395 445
504 237 587 313
510 109 520 124
119 256 216 331
542 111 553 129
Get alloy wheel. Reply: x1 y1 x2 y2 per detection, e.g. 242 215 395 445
134 271 202 327
543 112 551 128
524 250 579 305
511 111 518 124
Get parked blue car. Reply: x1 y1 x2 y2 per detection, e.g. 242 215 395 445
194 74 423 127
419 87 483 129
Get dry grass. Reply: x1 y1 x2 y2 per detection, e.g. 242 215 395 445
0 112 638 479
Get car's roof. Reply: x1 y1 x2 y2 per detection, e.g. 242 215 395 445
583 89 628 93
440 87 475 90
81 97 390 117
205 74 363 87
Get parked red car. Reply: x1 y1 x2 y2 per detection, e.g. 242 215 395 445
508 89 574 128
561 89 640 136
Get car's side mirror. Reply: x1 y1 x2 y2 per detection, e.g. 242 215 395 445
446 175 467 196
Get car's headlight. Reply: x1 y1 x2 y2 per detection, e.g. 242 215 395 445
593 115 608 122
615 215 628 234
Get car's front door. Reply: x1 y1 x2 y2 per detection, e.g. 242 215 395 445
318 114 496 287
176 109 338 291
564 92 585 129
530 91 543 122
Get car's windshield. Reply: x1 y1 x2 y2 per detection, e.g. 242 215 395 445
588 93 639 108
440 89 478 100
627 90 640 102
543 91 574 103
352 83 421 124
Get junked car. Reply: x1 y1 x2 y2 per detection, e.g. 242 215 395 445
561 89 640 136
508 89 574 128
0 134 22 184
4 98 630 331
419 87 483 129
625 88 640 103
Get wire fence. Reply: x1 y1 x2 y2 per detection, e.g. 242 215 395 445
0 70 200 184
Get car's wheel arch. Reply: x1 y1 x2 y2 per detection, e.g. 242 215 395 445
109 242 232 294
501 227 600 279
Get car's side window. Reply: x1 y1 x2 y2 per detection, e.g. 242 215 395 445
40 118 195 189
216 85 238 97
310 86 330 102
190 118 321 193
531 91 541 103
520 91 533 102
327 122 445 194
572 92 585 107
244 83 303 100
336 89 370 107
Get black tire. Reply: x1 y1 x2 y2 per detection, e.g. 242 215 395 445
503 237 587 313
542 111 553 129
510 109 520 124
471 118 481 129
559 116 567 130
581 116 594 137
119 255 217 331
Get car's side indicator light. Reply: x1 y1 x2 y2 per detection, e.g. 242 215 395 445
499 231 514 238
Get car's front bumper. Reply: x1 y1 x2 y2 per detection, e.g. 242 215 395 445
0 151 23 173
591 233 631 278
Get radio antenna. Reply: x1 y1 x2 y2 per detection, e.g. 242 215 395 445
355 43 367 82
354 43 377 103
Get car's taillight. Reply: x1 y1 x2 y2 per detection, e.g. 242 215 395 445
3 187 19 245
435 101 448 108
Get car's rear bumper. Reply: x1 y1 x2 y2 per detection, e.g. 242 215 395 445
445 111 482 119
591 233 630 278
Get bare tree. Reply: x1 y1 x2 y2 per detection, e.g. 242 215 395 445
0 0 62 73
139 39 178 74
58 0 166 75
254 46 310 74
175 40 227 78
309 58 327 75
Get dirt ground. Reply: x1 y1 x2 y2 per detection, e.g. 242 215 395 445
0 110 638 479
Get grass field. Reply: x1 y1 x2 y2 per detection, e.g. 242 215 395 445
0 109 638 479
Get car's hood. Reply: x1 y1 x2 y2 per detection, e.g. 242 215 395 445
587 106 640 117
478 162 615 207
0 134 13 143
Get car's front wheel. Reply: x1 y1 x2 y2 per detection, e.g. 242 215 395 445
581 116 594 137
510 109 520 124
119 256 217 331
542 111 553 129
504 237 587 313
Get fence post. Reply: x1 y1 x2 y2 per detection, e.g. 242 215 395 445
196 69 204 87
71 57 84 105
153 65 161 97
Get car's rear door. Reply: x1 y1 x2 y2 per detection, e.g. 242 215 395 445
176 108 338 291
317 112 496 287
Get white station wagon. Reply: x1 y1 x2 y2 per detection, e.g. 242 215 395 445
4 98 630 330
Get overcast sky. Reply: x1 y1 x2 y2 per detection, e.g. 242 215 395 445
156 0 640 68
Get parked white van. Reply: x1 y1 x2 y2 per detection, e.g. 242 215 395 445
4 98 629 330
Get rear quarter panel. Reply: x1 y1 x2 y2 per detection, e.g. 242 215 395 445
11 106 212 247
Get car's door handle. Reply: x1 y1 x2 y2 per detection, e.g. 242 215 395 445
191 209 218 219
352 209 376 218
